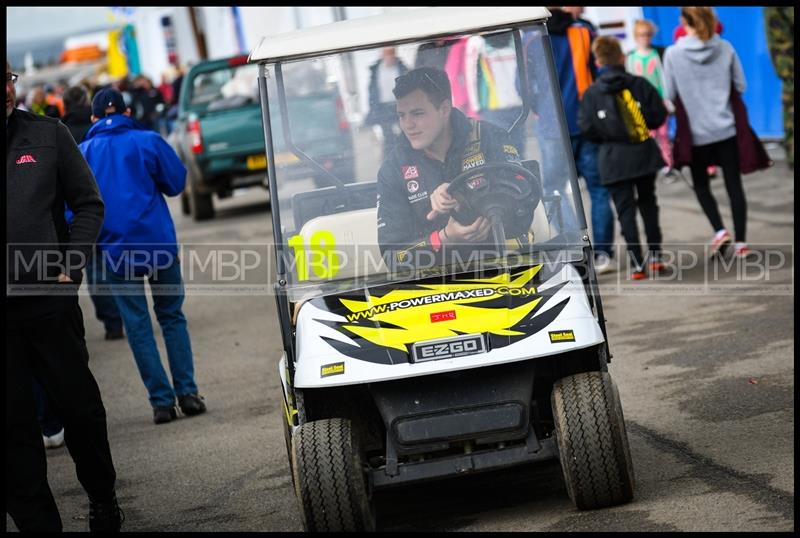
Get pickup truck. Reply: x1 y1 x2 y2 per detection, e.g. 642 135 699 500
171 55 354 221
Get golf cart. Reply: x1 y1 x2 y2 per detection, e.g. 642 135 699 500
249 7 634 531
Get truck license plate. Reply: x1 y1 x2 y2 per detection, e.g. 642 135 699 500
246 154 267 170
411 334 486 363
247 152 300 170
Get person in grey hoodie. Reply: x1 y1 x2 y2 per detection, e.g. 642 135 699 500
663 7 751 259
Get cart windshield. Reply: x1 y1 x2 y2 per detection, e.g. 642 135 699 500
259 24 587 299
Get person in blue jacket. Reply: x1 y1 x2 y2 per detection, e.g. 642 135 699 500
79 88 206 425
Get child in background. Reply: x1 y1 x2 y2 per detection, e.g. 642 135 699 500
579 36 669 279
627 19 681 183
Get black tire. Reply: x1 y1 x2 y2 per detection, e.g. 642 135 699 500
291 418 375 532
551 371 635 510
191 190 215 221
180 191 191 216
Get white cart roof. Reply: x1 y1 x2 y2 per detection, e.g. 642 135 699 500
249 7 551 63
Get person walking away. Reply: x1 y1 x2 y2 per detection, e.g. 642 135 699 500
62 84 125 340
61 85 94 142
579 36 668 280
626 19 681 183
365 47 408 156
79 89 207 425
764 7 794 170
673 11 723 180
537 7 616 273
663 7 752 258
130 75 165 132
6 60 122 532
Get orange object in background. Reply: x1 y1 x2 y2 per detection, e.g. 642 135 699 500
60 45 104 64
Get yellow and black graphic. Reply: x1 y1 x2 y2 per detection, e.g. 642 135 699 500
316 266 571 364
320 362 345 378
615 88 650 143
312 265 572 367
549 330 575 343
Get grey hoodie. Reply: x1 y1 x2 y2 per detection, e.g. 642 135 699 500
663 34 747 146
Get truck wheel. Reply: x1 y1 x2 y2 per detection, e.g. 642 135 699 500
180 192 191 216
191 190 215 221
551 371 635 510
291 418 375 532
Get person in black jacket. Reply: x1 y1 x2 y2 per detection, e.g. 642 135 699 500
578 37 668 279
61 85 94 143
6 61 123 532
377 67 535 271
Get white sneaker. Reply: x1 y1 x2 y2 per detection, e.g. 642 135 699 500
43 428 65 449
594 255 616 275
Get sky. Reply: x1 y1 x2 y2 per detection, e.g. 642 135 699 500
6 7 116 43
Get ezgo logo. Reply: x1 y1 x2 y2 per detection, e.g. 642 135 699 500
549 330 575 343
320 362 345 378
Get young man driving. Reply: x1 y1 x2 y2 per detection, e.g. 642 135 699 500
377 67 532 268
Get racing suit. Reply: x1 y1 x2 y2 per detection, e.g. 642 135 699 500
377 108 533 269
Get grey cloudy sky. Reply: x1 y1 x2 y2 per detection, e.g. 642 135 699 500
6 7 116 43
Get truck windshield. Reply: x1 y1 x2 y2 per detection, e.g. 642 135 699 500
188 63 260 113
259 25 588 300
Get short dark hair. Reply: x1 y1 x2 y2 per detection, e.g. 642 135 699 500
591 36 624 67
393 67 451 107
63 85 90 111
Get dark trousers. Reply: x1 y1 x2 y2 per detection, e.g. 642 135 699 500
33 377 63 437
607 173 662 269
689 136 748 242
6 295 117 532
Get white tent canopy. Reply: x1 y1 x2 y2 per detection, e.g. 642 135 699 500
248 7 551 64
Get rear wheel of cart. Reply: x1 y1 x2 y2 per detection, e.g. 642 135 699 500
552 371 635 510
291 418 375 531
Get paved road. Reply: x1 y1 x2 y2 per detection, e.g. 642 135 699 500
8 146 793 532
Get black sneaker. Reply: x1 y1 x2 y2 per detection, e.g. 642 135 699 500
178 394 207 416
105 328 125 341
89 493 124 532
153 405 177 424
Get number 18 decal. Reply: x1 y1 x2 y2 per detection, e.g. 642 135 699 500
287 231 340 281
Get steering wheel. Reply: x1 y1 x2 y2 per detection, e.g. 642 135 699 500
445 162 542 251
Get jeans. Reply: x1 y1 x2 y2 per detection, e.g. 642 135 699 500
538 136 580 233
102 260 198 408
85 251 122 333
570 135 615 258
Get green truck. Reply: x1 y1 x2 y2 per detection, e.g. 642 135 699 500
172 55 355 221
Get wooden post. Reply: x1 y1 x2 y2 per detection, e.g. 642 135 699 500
188 7 208 60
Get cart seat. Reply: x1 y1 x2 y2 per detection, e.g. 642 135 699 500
296 207 388 281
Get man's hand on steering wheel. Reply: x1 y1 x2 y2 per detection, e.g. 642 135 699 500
426 182 460 221
440 216 491 243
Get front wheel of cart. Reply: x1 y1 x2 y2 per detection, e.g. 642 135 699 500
291 418 375 531
552 371 635 510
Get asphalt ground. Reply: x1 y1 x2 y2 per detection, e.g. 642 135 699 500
6 144 793 532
